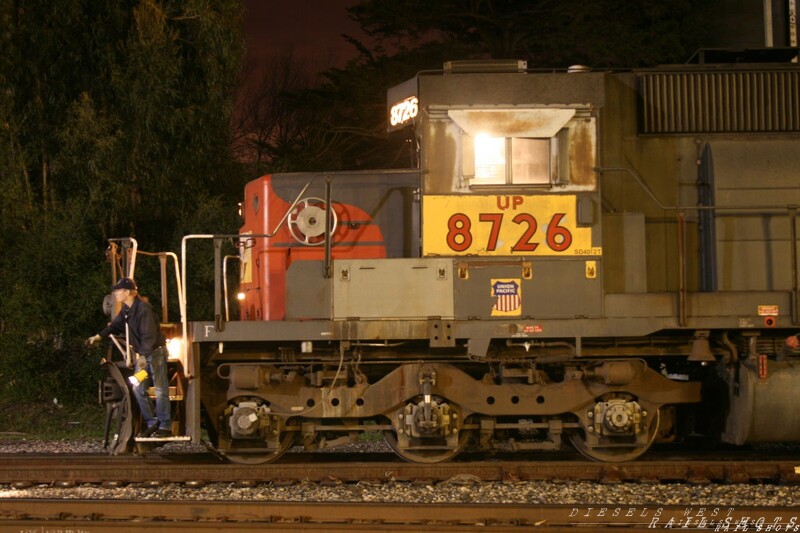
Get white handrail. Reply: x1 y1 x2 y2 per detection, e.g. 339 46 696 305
180 234 214 370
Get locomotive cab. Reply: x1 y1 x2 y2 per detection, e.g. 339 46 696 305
412 60 604 325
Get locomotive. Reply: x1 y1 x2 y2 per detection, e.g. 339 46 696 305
99 53 800 464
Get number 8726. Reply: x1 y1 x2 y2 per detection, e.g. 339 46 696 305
445 212 573 254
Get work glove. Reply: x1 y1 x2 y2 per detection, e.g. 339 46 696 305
86 334 102 346
787 335 799 350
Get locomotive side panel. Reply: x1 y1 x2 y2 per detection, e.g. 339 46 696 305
452 258 602 320
332 258 455 319
711 139 800 291
601 67 800 304
621 69 800 295
599 72 702 294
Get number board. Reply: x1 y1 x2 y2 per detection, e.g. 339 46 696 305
422 195 601 256
389 96 418 128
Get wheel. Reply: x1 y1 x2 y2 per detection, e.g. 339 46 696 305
99 361 135 456
287 197 338 245
570 408 660 462
383 426 473 463
221 424 298 465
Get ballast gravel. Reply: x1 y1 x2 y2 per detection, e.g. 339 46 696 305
0 439 796 506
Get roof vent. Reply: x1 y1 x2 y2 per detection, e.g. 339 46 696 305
444 59 527 74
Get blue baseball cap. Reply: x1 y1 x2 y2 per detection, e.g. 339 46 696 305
112 277 137 291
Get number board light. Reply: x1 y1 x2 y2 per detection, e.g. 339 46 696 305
389 96 418 128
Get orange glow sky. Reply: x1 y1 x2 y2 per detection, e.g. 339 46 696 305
243 0 370 71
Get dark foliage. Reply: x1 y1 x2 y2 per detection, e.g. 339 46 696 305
247 0 720 173
0 0 246 409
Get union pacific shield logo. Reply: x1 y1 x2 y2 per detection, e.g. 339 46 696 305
491 279 521 316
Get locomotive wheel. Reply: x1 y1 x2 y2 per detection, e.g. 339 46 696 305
222 424 298 465
382 427 473 464
570 408 660 462
100 361 135 456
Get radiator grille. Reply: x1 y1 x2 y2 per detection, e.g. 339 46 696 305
638 70 800 134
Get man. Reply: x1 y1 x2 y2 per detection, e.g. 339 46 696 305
88 277 171 438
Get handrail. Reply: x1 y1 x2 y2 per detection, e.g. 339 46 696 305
106 237 139 366
135 250 184 326
107 237 139 278
180 233 283 367
791 208 799 325
180 234 214 369
180 233 301 340
223 255 240 321
108 240 185 366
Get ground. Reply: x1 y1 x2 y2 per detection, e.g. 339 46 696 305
0 397 105 441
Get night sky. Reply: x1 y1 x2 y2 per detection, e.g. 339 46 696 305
243 0 369 71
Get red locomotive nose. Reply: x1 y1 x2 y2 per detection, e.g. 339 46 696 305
238 174 392 321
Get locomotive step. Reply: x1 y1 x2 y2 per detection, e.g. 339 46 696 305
134 435 191 442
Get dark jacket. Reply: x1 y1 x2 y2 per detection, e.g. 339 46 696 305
100 297 165 355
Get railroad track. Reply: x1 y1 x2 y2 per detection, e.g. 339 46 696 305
0 500 800 533
2 499 800 532
2 451 800 486
2 453 800 530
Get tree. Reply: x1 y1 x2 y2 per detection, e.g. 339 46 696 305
348 0 717 67
231 53 317 175
249 0 720 173
0 0 246 408
1 0 245 243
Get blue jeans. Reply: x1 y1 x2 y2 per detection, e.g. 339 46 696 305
132 346 171 430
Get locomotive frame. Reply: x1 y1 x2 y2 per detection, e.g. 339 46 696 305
99 55 800 463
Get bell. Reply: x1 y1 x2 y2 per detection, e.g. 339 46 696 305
688 337 716 362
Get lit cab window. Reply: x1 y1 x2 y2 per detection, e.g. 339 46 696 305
474 135 505 182
473 135 550 185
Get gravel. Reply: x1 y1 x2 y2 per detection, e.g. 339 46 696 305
1 438 796 506
0 438 107 455
2 478 797 506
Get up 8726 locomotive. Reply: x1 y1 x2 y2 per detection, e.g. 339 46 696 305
99 55 800 464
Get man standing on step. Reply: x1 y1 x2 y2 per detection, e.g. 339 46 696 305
88 277 171 438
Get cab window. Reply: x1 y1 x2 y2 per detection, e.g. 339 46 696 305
473 136 552 185
447 108 576 189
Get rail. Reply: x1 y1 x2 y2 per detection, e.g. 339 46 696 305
599 166 800 327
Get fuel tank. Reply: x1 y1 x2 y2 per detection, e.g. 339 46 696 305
722 359 800 444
